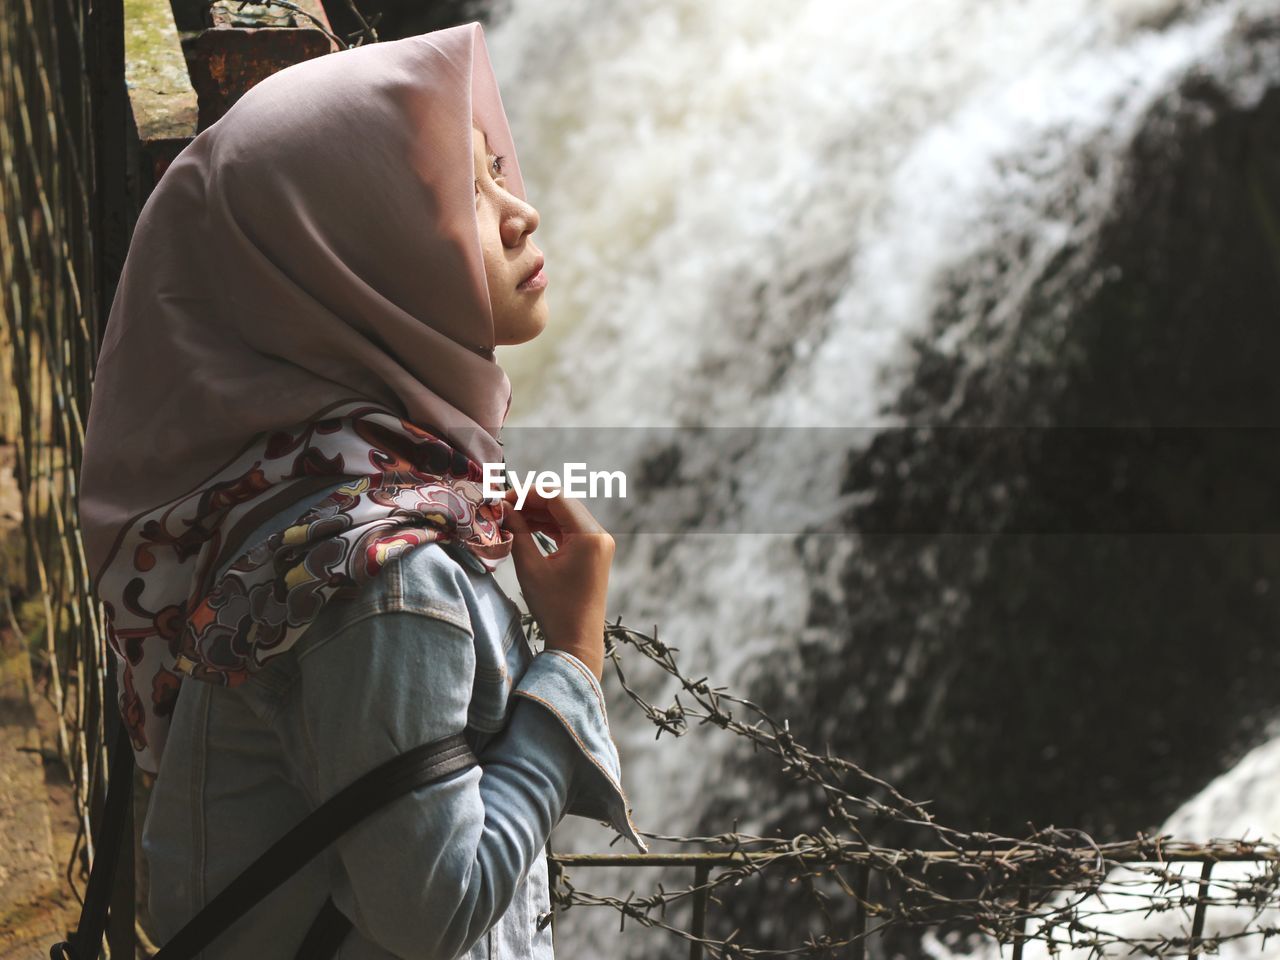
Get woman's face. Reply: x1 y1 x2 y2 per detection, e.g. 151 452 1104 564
472 125 548 347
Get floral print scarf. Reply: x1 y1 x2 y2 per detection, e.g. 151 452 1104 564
100 401 512 774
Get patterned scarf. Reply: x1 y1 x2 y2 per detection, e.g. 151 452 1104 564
100 400 512 774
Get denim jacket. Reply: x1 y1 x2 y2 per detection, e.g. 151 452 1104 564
140 484 647 959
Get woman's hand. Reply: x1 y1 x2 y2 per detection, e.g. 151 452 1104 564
500 486 613 681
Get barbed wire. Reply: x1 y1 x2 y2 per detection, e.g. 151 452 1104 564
519 614 1280 959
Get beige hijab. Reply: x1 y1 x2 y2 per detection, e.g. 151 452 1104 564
80 21 523 587
78 22 526 772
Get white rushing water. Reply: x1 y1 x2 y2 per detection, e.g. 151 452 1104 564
921 723 1280 960
482 0 1279 954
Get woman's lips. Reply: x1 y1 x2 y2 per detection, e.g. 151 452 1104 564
517 266 547 292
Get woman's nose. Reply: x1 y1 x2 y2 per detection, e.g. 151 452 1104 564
502 199 539 247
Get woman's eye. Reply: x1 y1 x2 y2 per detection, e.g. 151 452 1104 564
477 156 507 199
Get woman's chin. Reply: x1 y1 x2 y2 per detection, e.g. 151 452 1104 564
496 305 549 347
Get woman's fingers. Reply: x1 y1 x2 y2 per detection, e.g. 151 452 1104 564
502 485 614 568
502 491 560 544
502 498 563 564
499 484 612 681
504 484 604 535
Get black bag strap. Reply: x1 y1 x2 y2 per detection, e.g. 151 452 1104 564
50 721 136 960
293 894 354 958
51 721 478 960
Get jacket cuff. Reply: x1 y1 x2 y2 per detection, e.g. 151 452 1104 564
510 649 648 853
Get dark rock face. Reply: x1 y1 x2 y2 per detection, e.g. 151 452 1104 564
701 45 1280 959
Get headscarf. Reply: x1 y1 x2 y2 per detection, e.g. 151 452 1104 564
78 22 526 774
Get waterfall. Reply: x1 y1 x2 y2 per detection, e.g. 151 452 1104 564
482 0 1280 955
920 723 1280 960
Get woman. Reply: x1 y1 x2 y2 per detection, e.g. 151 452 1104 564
77 21 645 959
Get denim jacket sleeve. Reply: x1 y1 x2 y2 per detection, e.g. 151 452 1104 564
277 541 646 960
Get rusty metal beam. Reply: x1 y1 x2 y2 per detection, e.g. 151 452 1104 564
123 0 340 189
182 0 337 133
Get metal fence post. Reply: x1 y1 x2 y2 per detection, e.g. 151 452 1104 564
1011 881 1030 960
1188 860 1214 960
852 865 870 960
690 862 711 960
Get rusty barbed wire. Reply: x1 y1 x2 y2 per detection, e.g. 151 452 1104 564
516 614 1280 959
